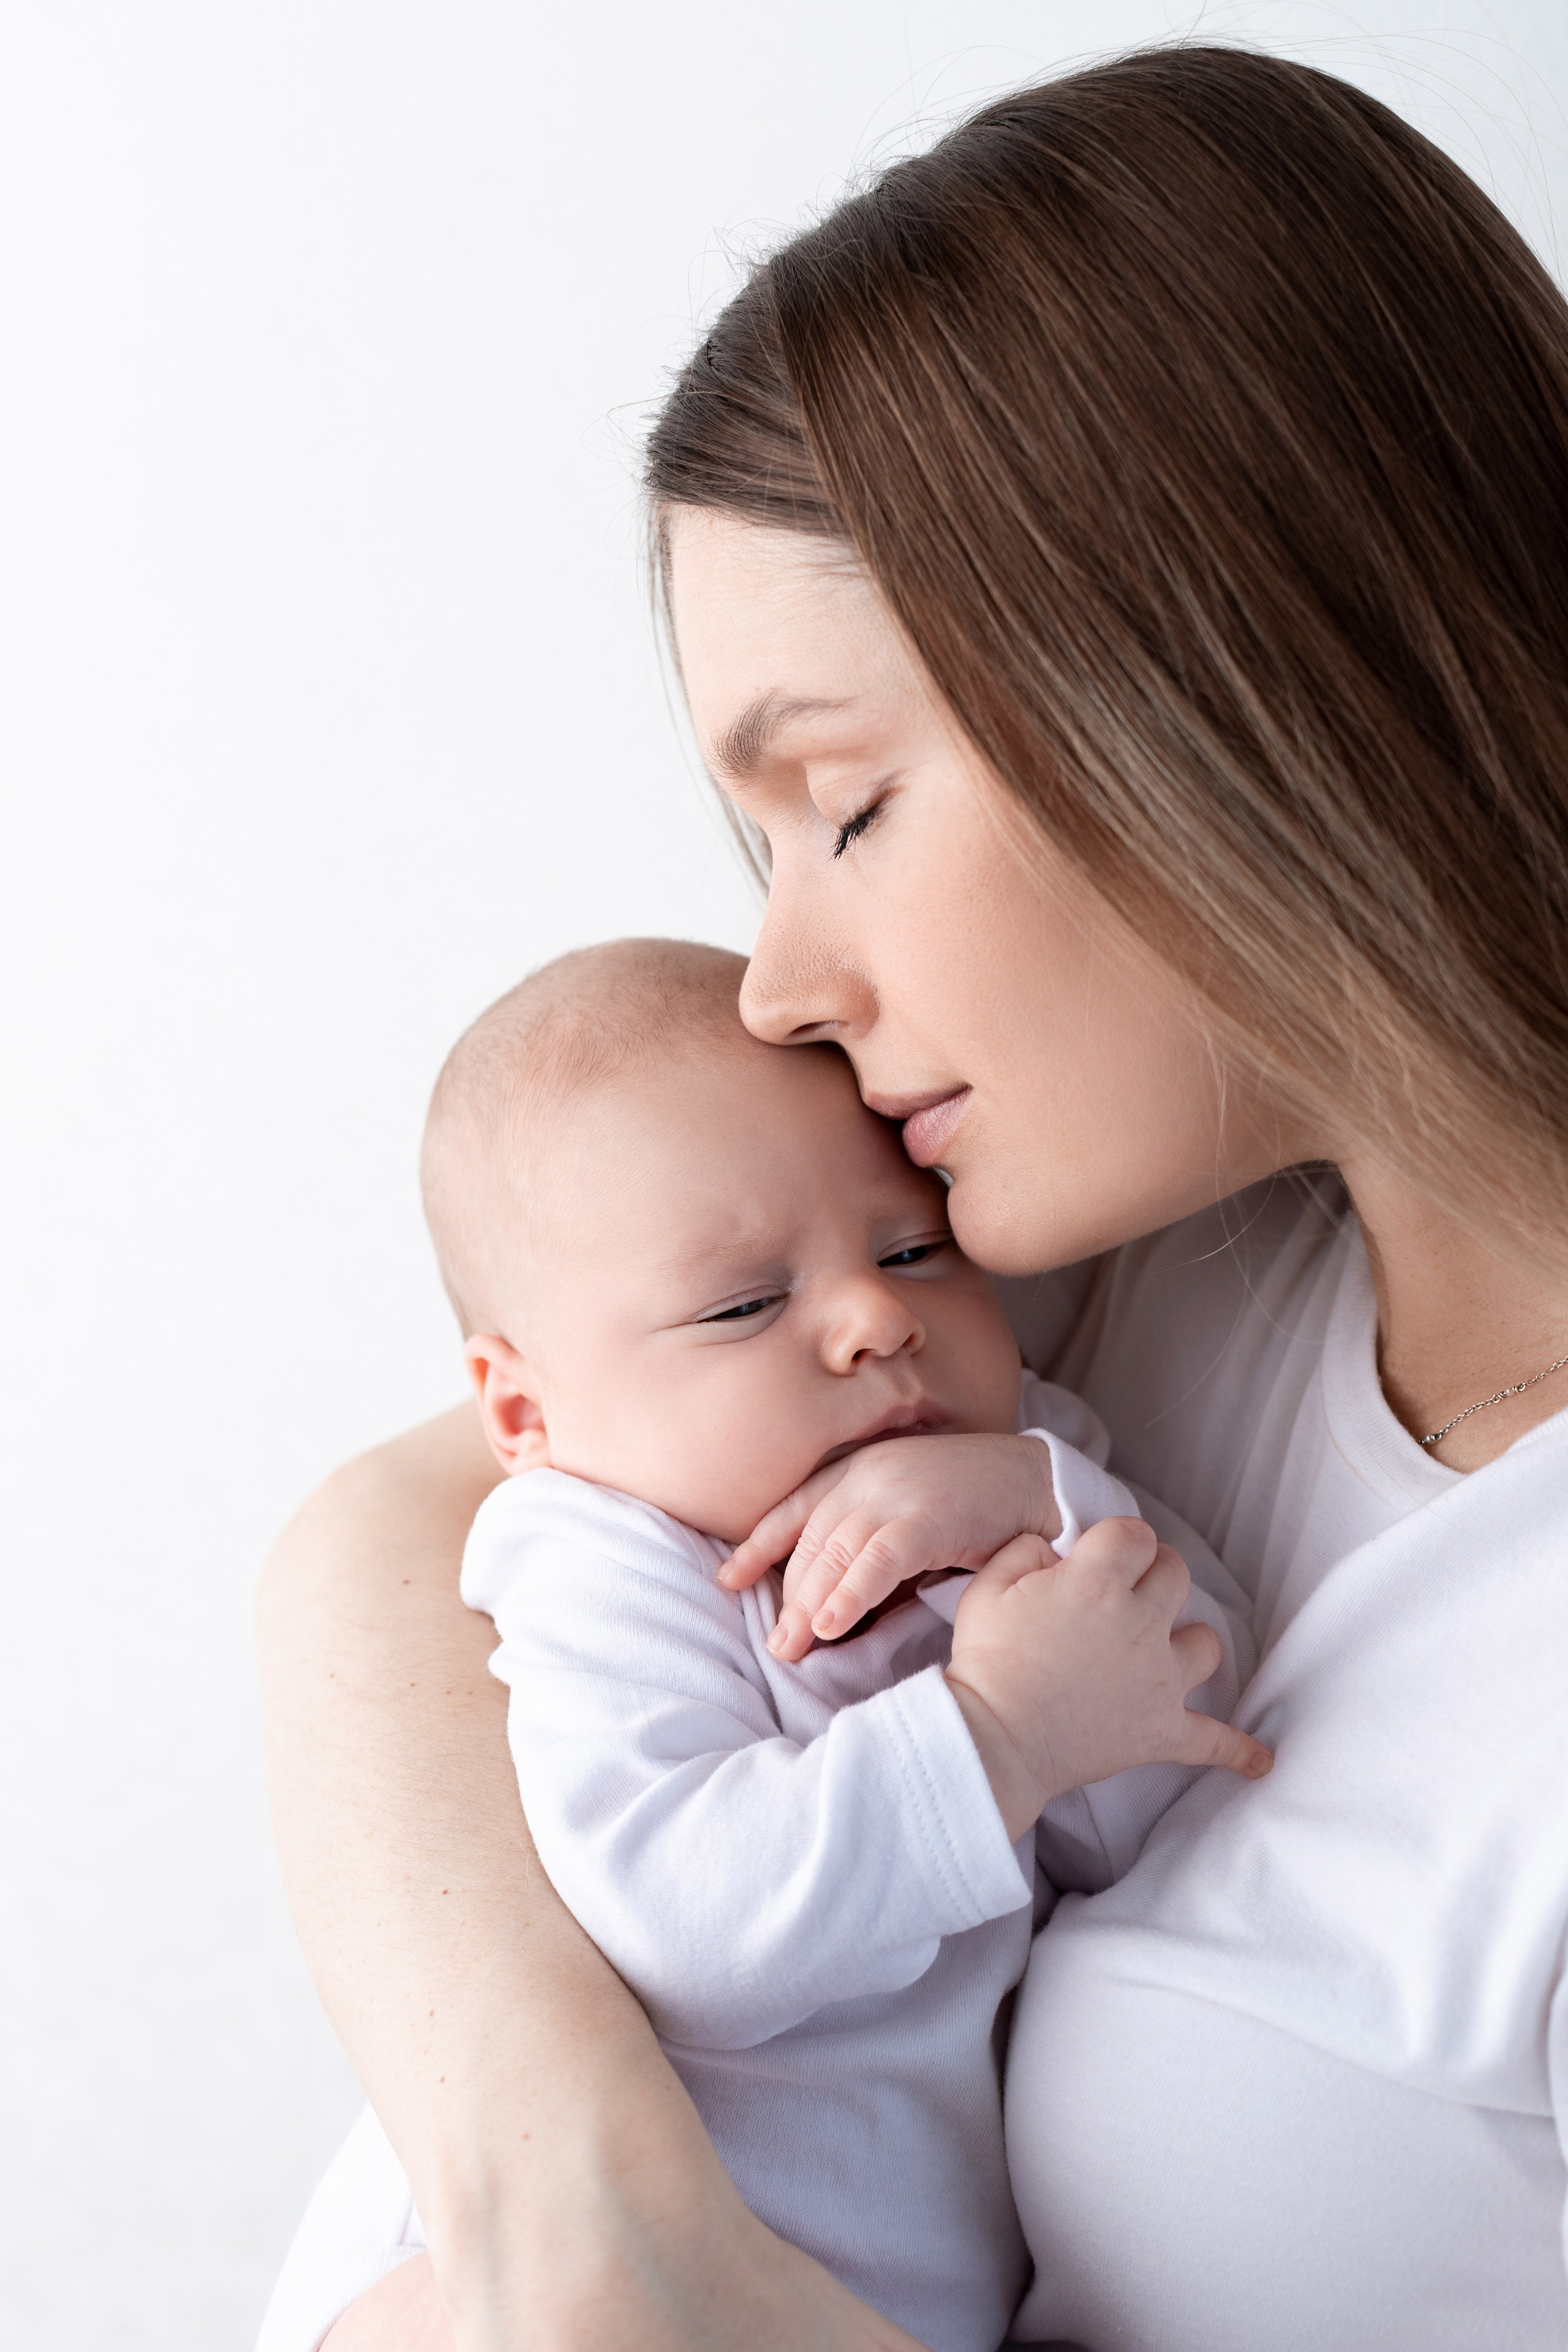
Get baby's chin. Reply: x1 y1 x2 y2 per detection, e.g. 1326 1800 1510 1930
695 1483 813 1550
688 1444 886 1547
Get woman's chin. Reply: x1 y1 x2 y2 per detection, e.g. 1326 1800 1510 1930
949 1157 1155 1276
946 1168 1062 1278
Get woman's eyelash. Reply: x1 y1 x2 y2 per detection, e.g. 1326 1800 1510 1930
831 800 881 858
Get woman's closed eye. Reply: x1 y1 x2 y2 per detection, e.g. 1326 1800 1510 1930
830 789 889 858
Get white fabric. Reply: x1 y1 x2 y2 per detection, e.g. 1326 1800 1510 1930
467 1477 1035 2352
257 1374 1251 2352
1005 1177 1568 2351
255 2109 423 2352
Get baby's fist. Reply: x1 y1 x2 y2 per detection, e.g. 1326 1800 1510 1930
945 1517 1271 1836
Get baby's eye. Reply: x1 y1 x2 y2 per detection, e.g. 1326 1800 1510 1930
878 1241 948 1269
699 1293 785 1323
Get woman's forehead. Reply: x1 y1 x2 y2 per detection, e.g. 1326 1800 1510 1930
667 510 916 742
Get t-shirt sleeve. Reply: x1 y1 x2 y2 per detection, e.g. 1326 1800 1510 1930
461 1472 1031 2052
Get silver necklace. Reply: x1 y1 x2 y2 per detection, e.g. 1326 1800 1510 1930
1419 1351 1568 1449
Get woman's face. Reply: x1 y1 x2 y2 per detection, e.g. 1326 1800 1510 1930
669 508 1306 1274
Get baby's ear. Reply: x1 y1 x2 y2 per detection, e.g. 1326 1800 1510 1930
465 1333 551 1475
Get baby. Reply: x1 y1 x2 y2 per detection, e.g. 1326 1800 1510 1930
260 938 1265 2352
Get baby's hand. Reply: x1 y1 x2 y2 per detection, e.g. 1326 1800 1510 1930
944 1517 1272 1836
720 1433 1062 1663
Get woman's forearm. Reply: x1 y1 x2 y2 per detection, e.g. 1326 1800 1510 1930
258 1406 932 2350
255 1408 676 2334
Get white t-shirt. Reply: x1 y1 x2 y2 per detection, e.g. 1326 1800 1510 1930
1001 1175 1568 2350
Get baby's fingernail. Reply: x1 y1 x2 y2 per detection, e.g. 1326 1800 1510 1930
1248 1749 1273 1777
767 1626 788 1655
813 1609 836 1634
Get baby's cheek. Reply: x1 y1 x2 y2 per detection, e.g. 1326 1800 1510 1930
925 1289 1026 1431
694 1432 820 1544
687 1382 839 1542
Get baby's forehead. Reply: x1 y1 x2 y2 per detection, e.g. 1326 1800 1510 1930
535 1023 866 1170
524 1031 910 1249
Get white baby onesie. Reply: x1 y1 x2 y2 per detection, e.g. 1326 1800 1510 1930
256 1374 1254 2352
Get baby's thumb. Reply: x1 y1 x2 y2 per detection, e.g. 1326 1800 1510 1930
1174 1708 1273 1781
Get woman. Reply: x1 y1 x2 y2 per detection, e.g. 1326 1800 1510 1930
262 46 1568 2351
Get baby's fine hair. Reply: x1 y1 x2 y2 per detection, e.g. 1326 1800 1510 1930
421 936 750 1335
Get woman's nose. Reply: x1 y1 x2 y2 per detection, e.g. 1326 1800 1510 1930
740 867 877 1046
820 1275 925 1374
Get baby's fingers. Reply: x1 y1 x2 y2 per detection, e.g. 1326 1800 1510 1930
1169 1704 1273 1781
782 1504 884 1618
722 1468 842 1589
766 1600 818 1663
806 1516 939 1638
1169 1618 1223 1694
1059 1515 1161 1588
955 1530 1061 1607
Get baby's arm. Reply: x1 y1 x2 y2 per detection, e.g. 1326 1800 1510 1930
464 1476 1267 2054
723 1392 1264 1883
463 1477 1035 2052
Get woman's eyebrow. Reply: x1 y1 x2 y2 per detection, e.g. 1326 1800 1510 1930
710 693 854 780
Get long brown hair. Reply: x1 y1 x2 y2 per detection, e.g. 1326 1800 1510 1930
646 45 1568 1257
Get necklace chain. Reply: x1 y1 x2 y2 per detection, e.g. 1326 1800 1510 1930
1418 1351 1568 1449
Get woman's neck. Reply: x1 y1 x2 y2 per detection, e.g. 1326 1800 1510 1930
1343 1156 1568 1471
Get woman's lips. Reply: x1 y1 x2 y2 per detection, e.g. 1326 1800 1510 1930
893 1087 973 1168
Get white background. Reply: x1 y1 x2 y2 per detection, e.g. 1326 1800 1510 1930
1 4 1562 2345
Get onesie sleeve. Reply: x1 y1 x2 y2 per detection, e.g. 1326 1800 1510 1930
461 1471 1032 2052
1017 1373 1259 1893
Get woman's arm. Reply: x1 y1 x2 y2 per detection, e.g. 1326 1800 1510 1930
257 1404 928 2352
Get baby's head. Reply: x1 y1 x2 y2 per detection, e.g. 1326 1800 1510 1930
422 939 1022 1540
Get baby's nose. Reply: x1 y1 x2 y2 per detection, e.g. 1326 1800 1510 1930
822 1275 924 1370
